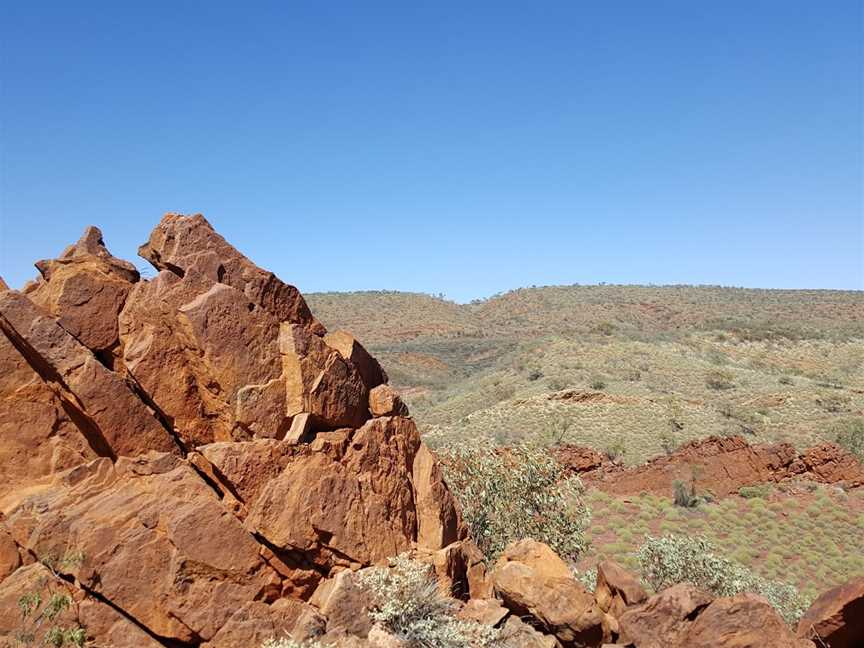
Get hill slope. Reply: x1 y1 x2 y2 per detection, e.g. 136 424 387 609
307 285 864 463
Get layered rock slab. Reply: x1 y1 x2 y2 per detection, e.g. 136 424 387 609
23 226 139 360
2 454 281 643
138 213 324 333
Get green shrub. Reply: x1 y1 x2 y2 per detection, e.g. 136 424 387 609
831 417 864 461
739 484 772 499
637 535 809 624
14 552 86 648
262 639 324 648
590 377 607 390
439 440 590 562
604 438 627 464
358 555 499 648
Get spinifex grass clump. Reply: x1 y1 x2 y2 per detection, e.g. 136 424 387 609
439 439 590 562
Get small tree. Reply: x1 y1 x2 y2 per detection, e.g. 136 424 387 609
439 440 590 562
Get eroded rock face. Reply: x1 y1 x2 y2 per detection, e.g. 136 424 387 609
682 594 815 648
594 560 648 620
0 290 178 464
579 435 864 496
617 583 714 648
138 213 324 333
0 214 463 648
492 540 605 647
797 576 864 648
24 226 139 359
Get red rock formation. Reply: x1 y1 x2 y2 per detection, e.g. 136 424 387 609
569 435 864 497
0 215 463 647
797 576 864 648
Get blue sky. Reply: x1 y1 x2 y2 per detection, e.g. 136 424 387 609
1 1 861 301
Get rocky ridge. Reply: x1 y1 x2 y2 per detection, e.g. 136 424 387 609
0 214 861 648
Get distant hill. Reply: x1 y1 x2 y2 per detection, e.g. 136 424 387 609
308 285 864 463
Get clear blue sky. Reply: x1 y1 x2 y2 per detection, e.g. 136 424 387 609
1 1 862 301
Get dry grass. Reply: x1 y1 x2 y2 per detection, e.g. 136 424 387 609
577 483 864 602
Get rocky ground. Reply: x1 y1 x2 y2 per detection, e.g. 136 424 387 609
1 214 862 648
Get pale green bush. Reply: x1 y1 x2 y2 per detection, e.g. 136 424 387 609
637 535 809 624
261 640 324 648
438 440 590 561
357 555 499 648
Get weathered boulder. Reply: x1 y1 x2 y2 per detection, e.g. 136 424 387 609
310 569 374 638
415 539 489 600
0 290 178 461
0 331 99 500
324 329 388 390
200 599 325 648
458 598 509 627
617 583 714 648
138 213 324 333
280 322 370 429
797 576 864 648
369 383 409 417
3 454 281 643
24 226 139 359
245 417 427 570
594 560 648 619
492 540 605 647
682 593 815 648
499 615 562 648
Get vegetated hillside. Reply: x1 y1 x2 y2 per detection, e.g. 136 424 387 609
307 285 864 463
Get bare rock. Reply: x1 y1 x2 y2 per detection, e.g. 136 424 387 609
499 615 562 648
683 593 816 648
139 213 324 333
0 563 163 648
280 322 370 430
25 226 139 357
618 582 714 648
201 599 325 648
369 383 409 417
325 329 388 390
311 569 374 638
246 417 421 569
415 539 489 600
493 540 605 647
0 331 99 500
119 266 287 446
0 290 178 460
595 560 648 619
412 443 464 551
458 598 509 627
3 454 280 643
797 576 864 648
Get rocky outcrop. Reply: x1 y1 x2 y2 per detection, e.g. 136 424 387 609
23 226 139 361
797 576 864 648
572 435 864 496
0 215 463 647
594 560 648 620
491 540 606 647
